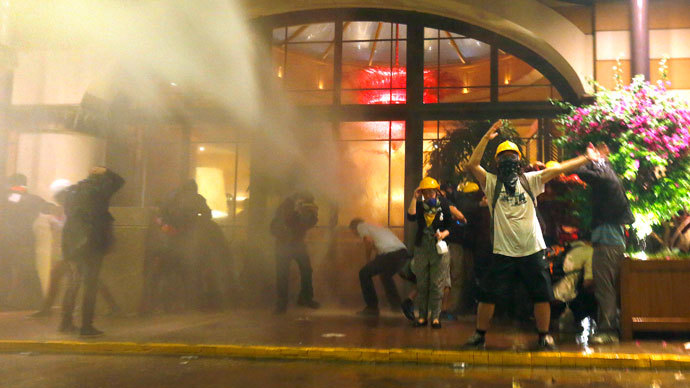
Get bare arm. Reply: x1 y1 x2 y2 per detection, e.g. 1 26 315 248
466 120 501 189
540 145 599 184
407 189 422 216
449 205 467 224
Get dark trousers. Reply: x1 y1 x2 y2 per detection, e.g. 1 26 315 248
592 244 625 333
62 254 104 328
275 244 313 309
359 249 408 310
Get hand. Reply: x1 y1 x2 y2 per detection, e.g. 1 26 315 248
484 120 502 140
479 196 488 207
434 230 449 240
585 143 600 162
414 188 423 200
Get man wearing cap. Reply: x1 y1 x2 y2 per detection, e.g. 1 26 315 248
462 121 598 350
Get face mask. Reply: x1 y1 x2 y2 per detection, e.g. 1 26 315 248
497 155 520 195
426 197 438 207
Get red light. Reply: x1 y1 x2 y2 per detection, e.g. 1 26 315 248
357 67 438 104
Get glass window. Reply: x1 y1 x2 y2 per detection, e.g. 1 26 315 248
498 50 559 102
424 28 491 103
341 22 407 105
338 121 405 227
272 23 335 105
190 142 250 225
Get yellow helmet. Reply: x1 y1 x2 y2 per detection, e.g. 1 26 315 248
417 176 440 191
545 161 561 169
462 182 480 193
495 141 522 159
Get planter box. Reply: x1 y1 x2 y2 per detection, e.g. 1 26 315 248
621 258 690 340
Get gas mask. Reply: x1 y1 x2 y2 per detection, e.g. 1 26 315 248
497 153 521 195
426 197 438 207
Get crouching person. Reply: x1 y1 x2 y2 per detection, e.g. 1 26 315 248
349 218 410 316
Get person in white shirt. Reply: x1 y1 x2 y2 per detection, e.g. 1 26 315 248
349 218 410 316
462 120 598 351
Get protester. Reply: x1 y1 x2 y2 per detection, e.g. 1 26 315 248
462 120 598 350
0 174 52 310
60 167 124 336
575 142 635 344
407 177 453 329
270 191 320 314
349 218 410 316
140 180 229 313
31 179 121 317
548 227 597 333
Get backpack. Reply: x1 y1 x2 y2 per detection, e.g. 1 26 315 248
489 173 545 245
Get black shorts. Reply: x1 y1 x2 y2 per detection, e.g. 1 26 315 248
478 250 553 304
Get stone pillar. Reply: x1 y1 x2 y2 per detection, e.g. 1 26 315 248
630 0 649 80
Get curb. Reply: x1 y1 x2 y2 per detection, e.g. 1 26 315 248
0 341 688 370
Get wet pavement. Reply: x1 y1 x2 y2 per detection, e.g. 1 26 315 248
1 354 689 388
0 308 688 357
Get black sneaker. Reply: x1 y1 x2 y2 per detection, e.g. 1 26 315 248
431 320 442 329
297 299 320 309
401 298 415 321
462 332 486 350
357 307 379 317
537 334 558 351
80 326 105 337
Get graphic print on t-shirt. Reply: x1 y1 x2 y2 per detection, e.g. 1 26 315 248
499 190 526 207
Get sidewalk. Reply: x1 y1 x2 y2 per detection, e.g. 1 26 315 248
0 309 688 369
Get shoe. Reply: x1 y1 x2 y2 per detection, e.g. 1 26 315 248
79 326 105 337
357 307 379 317
297 299 320 309
401 299 415 321
58 320 78 333
431 320 442 329
537 334 558 351
30 309 52 318
590 332 619 345
440 311 457 321
461 332 486 350
412 319 428 327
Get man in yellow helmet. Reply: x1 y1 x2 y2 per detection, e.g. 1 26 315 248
462 120 599 351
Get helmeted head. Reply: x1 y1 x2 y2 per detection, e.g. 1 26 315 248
417 176 440 195
545 161 561 169
462 182 480 194
494 141 521 161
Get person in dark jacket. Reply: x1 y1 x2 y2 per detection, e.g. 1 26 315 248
60 167 124 336
575 142 634 345
407 177 453 329
0 174 51 310
270 191 319 314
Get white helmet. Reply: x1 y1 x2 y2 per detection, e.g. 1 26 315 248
50 179 72 197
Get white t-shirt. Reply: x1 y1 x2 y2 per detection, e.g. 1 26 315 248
357 222 407 255
483 171 546 257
